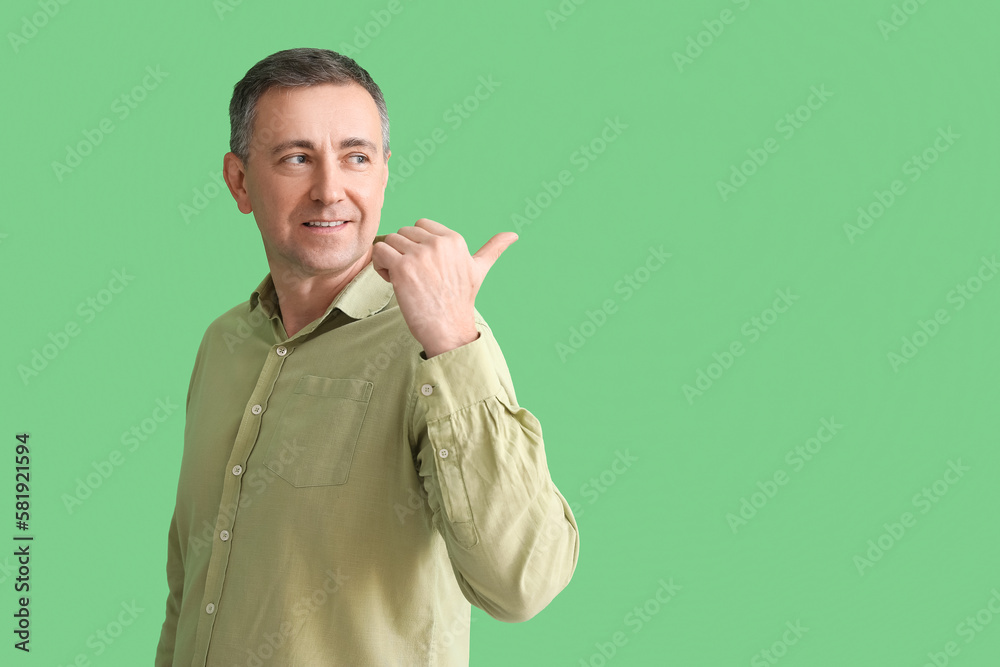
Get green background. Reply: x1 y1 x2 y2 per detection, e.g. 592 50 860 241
2 0 998 665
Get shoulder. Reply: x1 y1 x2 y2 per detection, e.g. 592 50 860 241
189 298 264 359
205 299 256 334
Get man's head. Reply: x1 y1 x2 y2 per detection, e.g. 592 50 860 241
229 48 390 164
223 48 392 282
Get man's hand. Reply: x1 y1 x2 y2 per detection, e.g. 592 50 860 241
371 218 517 358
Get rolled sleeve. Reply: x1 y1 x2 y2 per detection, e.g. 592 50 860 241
409 319 580 622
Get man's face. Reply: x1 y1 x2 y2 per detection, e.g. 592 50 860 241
224 82 390 281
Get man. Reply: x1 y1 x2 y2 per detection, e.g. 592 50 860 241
155 48 579 666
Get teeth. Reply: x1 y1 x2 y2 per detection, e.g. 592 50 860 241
305 221 346 227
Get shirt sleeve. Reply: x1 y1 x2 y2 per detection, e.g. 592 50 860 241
408 317 580 623
154 509 184 666
155 327 207 665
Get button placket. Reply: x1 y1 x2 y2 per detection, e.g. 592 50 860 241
200 347 286 655
246 345 290 419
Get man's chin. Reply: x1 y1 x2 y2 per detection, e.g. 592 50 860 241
293 251 372 279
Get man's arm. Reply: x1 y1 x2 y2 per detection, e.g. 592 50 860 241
155 328 208 664
154 509 184 666
408 317 580 623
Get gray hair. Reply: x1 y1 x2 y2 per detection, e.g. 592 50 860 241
229 48 390 164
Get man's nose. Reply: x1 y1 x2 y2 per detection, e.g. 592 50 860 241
310 159 345 204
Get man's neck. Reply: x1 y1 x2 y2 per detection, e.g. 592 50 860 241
270 252 371 339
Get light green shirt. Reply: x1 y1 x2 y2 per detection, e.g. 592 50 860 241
155 242 580 666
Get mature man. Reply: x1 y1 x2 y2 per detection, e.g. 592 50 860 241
155 48 579 666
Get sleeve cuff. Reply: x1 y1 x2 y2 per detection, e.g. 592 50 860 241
413 326 503 422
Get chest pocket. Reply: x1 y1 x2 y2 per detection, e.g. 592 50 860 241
262 376 373 487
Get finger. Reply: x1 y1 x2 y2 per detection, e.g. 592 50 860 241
395 225 435 243
380 231 420 253
472 232 518 271
413 218 451 236
371 240 403 281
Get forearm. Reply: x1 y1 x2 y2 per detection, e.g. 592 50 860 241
425 412 578 622
411 322 579 622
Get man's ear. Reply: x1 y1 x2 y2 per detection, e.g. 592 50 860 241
382 149 391 190
223 152 253 214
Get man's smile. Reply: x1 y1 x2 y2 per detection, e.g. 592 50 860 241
302 220 351 231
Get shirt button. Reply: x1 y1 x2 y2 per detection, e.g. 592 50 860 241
205 603 216 614
251 404 263 415
232 464 243 476
421 384 434 396
276 346 288 356
438 448 449 459
220 530 230 541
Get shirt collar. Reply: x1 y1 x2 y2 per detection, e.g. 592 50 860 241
249 235 395 325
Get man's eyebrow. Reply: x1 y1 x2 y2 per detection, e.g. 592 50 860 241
339 136 379 153
269 137 379 156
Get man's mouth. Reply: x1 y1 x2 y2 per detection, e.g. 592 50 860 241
303 220 349 228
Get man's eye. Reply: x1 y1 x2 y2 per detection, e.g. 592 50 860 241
349 154 368 164
285 155 306 164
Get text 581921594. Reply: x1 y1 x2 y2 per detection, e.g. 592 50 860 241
14 432 32 652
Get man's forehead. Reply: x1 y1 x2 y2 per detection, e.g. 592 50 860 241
250 82 380 151
256 82 375 120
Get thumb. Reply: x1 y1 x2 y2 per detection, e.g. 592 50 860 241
473 232 518 271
